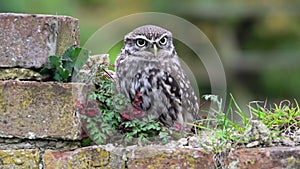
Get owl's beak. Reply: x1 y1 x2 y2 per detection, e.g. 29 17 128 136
153 44 158 57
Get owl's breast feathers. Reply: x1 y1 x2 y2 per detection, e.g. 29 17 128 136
116 58 199 127
131 67 183 126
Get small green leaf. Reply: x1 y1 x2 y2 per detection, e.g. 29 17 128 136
81 137 92 146
39 67 51 75
61 69 70 81
62 47 76 61
74 49 89 72
53 71 62 82
49 55 62 68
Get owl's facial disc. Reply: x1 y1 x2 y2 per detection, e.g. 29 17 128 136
132 33 171 58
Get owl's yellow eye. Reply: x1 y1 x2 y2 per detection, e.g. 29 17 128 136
159 36 167 45
136 39 147 47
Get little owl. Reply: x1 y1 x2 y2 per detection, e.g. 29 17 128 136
115 25 199 130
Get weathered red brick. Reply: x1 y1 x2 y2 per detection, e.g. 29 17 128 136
226 146 300 169
43 145 125 169
0 80 87 140
127 146 215 169
43 145 214 169
0 13 79 68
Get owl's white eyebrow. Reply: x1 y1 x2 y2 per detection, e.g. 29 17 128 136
158 33 169 39
155 33 169 42
134 34 169 43
134 35 149 40
134 35 155 44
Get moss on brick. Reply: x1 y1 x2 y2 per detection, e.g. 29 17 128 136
0 81 87 140
0 13 79 68
225 146 300 168
0 149 40 169
126 146 214 169
44 146 125 168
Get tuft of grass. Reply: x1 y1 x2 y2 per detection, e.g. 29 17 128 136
196 94 249 153
196 95 300 169
250 99 300 140
196 94 300 154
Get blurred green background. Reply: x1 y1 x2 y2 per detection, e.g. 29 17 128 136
1 0 300 108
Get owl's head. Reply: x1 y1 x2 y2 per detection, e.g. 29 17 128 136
123 25 176 59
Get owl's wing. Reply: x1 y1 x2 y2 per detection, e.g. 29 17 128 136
166 60 200 124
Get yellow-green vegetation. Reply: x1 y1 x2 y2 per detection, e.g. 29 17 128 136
251 99 300 134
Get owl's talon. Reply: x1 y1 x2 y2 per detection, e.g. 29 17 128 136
169 123 182 132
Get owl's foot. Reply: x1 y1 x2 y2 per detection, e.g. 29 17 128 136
132 91 143 108
169 123 182 132
170 123 195 134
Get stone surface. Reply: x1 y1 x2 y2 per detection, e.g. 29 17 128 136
0 13 79 68
43 145 125 169
0 68 47 80
0 149 40 169
226 146 300 169
0 138 81 151
126 146 215 169
43 145 215 169
0 80 87 140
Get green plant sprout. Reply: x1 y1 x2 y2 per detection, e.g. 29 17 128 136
40 46 89 82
